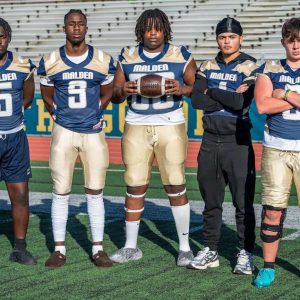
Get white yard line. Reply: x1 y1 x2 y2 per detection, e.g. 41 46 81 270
282 230 300 241
1 192 297 239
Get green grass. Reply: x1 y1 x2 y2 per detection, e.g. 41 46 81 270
0 161 298 205
0 211 299 299
0 161 299 299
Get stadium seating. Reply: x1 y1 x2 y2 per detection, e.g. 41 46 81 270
0 0 297 90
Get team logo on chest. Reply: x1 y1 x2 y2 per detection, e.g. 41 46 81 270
133 64 169 72
0 73 17 81
209 72 237 81
279 75 300 84
62 71 94 80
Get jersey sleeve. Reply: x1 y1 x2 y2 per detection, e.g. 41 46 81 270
242 61 260 83
255 62 271 80
181 46 193 73
24 58 36 80
37 57 54 86
101 56 116 85
198 61 208 78
117 47 127 73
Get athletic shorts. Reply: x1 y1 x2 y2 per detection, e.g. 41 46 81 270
122 123 187 186
261 146 300 208
0 129 31 183
50 123 109 194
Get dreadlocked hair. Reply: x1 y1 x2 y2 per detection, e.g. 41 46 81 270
135 8 172 43
0 18 11 41
64 9 87 24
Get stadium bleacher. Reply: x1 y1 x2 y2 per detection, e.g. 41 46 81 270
0 0 297 90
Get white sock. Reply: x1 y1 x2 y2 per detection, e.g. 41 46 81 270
52 193 69 244
92 245 103 256
55 245 66 256
171 203 191 252
87 193 105 243
124 220 140 249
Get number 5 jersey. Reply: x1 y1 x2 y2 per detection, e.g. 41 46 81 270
0 51 35 132
37 45 115 133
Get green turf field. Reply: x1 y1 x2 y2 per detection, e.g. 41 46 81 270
0 162 299 299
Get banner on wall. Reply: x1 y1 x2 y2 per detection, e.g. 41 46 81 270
24 94 266 141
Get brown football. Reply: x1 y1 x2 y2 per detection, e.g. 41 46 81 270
137 74 166 98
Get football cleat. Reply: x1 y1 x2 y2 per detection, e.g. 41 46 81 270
9 248 37 265
254 268 276 288
110 247 142 263
187 247 219 270
233 249 254 275
45 251 66 268
177 250 194 267
92 251 113 268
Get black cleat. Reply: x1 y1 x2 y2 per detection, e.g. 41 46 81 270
9 248 37 265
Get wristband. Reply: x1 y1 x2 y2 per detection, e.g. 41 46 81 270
284 90 292 101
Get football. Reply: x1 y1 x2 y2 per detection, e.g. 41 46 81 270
137 74 166 98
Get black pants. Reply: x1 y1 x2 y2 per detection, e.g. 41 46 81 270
197 138 256 252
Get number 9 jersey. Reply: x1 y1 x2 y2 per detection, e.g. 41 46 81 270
37 45 116 133
0 51 35 132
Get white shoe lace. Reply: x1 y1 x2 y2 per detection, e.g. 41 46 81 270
237 250 252 267
194 247 212 262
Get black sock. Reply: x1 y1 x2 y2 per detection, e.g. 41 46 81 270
14 239 27 250
264 262 275 269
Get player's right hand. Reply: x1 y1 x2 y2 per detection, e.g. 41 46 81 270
236 83 249 93
123 81 138 96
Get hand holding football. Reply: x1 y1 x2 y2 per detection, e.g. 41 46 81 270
137 74 166 98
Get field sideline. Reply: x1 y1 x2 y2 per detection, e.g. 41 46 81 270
0 162 299 299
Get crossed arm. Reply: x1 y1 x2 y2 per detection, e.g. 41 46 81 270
191 73 254 112
254 74 294 114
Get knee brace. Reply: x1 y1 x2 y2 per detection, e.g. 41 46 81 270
260 205 286 243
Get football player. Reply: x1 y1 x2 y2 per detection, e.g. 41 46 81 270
37 9 115 268
254 17 300 288
110 8 197 266
0 18 36 265
189 17 258 274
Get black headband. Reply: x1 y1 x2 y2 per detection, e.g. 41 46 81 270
216 17 243 36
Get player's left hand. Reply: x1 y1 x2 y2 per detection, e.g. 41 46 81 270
165 79 182 96
272 89 285 100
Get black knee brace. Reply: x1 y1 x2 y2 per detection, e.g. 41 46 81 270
260 205 287 243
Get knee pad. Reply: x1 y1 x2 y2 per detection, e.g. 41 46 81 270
260 205 287 243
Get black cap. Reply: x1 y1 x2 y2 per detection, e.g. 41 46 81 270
216 17 243 36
